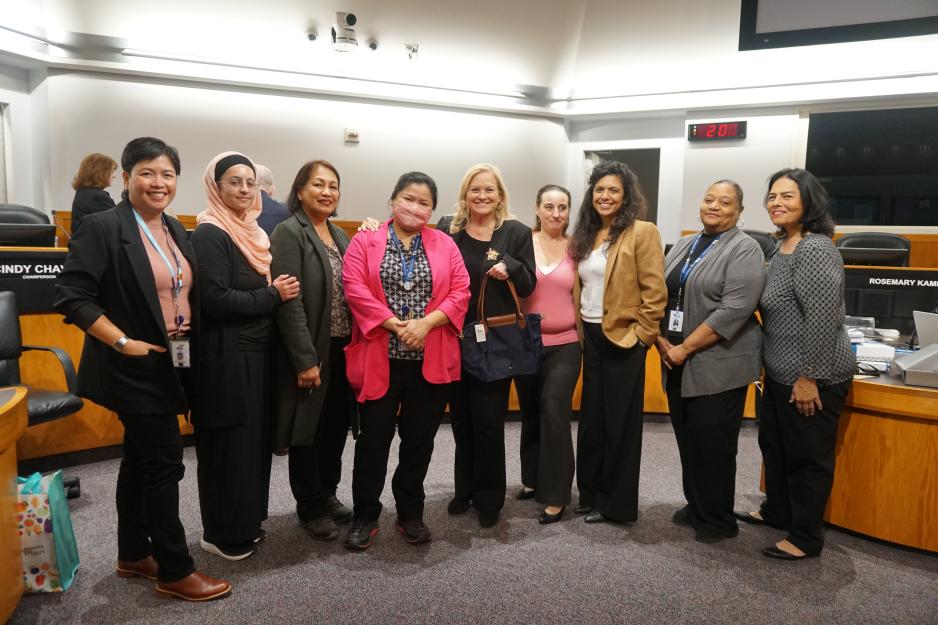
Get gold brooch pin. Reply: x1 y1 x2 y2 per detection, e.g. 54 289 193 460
486 248 500 261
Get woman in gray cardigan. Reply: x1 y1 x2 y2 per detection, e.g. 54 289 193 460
270 159 354 542
656 180 765 543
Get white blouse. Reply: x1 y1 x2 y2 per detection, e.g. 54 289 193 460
578 245 607 323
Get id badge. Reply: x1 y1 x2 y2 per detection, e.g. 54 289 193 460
668 310 684 333
170 337 191 368
474 323 487 343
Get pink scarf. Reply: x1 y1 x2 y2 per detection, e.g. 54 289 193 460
197 151 272 284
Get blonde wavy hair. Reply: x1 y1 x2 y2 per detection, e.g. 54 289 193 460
449 163 514 233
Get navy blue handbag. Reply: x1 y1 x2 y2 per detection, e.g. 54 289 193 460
460 276 543 382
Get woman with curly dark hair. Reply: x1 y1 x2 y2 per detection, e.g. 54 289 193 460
740 168 854 561
570 161 666 525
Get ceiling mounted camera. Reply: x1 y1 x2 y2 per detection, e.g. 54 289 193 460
331 12 358 52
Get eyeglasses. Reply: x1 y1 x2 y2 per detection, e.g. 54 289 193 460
219 177 258 191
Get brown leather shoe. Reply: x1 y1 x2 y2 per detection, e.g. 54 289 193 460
116 556 158 581
156 571 231 601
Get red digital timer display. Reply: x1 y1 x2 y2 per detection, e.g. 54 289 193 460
687 121 747 142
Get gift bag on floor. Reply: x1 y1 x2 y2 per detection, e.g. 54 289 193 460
16 471 80 592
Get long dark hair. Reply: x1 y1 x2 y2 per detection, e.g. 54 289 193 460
764 168 835 238
287 159 341 215
570 161 647 261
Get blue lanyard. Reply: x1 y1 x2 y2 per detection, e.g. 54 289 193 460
679 232 722 287
133 209 185 326
389 226 422 288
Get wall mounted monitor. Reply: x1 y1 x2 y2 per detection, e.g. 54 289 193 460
739 0 938 50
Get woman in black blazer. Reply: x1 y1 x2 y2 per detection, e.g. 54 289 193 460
442 163 536 528
54 137 230 602
189 152 299 560
70 152 117 232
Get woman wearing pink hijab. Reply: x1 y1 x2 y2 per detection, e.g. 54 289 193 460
341 171 470 551
190 152 300 560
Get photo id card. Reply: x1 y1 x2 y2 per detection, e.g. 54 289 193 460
170 337 191 368
668 310 684 333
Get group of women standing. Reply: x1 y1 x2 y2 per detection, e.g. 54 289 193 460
54 133 853 602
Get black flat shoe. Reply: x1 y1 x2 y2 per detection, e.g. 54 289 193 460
672 507 691 527
761 546 815 561
584 510 607 524
735 511 766 525
538 507 565 525
478 511 499 528
574 504 593 514
516 487 536 500
447 497 471 515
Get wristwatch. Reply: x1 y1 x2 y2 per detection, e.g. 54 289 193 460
113 335 130 353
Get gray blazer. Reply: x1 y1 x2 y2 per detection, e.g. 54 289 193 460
270 210 350 448
662 227 764 397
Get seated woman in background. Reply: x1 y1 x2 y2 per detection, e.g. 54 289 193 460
190 152 300 560
341 172 469 550
515 184 581 524
71 152 117 232
657 180 764 543
270 160 356 542
570 160 666 525
743 168 855 561
443 163 537 529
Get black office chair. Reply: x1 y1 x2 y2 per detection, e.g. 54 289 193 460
0 291 84 497
836 232 911 267
742 230 778 260
0 204 50 225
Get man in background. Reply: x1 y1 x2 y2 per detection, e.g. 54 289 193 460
256 164 290 235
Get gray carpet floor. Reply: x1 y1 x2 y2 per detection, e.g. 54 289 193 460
9 421 938 625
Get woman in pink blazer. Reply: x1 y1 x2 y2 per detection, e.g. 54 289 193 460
341 171 470 551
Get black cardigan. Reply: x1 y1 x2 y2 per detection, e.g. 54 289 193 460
54 201 198 415
189 222 281 429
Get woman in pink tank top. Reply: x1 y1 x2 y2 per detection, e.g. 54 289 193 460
515 185 582 524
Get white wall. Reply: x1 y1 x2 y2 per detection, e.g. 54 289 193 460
43 71 567 223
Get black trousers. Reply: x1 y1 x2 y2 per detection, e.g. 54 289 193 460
352 360 450 521
758 376 850 556
116 412 195 583
289 336 353 522
666 364 746 536
450 372 513 513
195 349 272 545
576 322 646 522
516 341 581 506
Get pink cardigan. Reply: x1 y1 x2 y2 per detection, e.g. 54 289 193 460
342 221 470 402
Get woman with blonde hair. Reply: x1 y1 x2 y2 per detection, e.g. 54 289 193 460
440 163 536 528
71 152 117 232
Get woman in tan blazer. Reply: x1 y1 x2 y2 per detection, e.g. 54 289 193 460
569 161 667 524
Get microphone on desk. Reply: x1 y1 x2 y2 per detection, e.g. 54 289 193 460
51 210 71 245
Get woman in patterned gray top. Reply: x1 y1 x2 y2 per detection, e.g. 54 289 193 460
742 168 855 561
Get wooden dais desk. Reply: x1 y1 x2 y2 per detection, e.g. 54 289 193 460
825 375 938 553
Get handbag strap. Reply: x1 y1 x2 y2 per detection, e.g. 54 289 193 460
477 274 526 329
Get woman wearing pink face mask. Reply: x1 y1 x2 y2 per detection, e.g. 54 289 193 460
341 172 470 551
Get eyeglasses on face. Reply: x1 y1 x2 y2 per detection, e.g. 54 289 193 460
219 177 257 190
